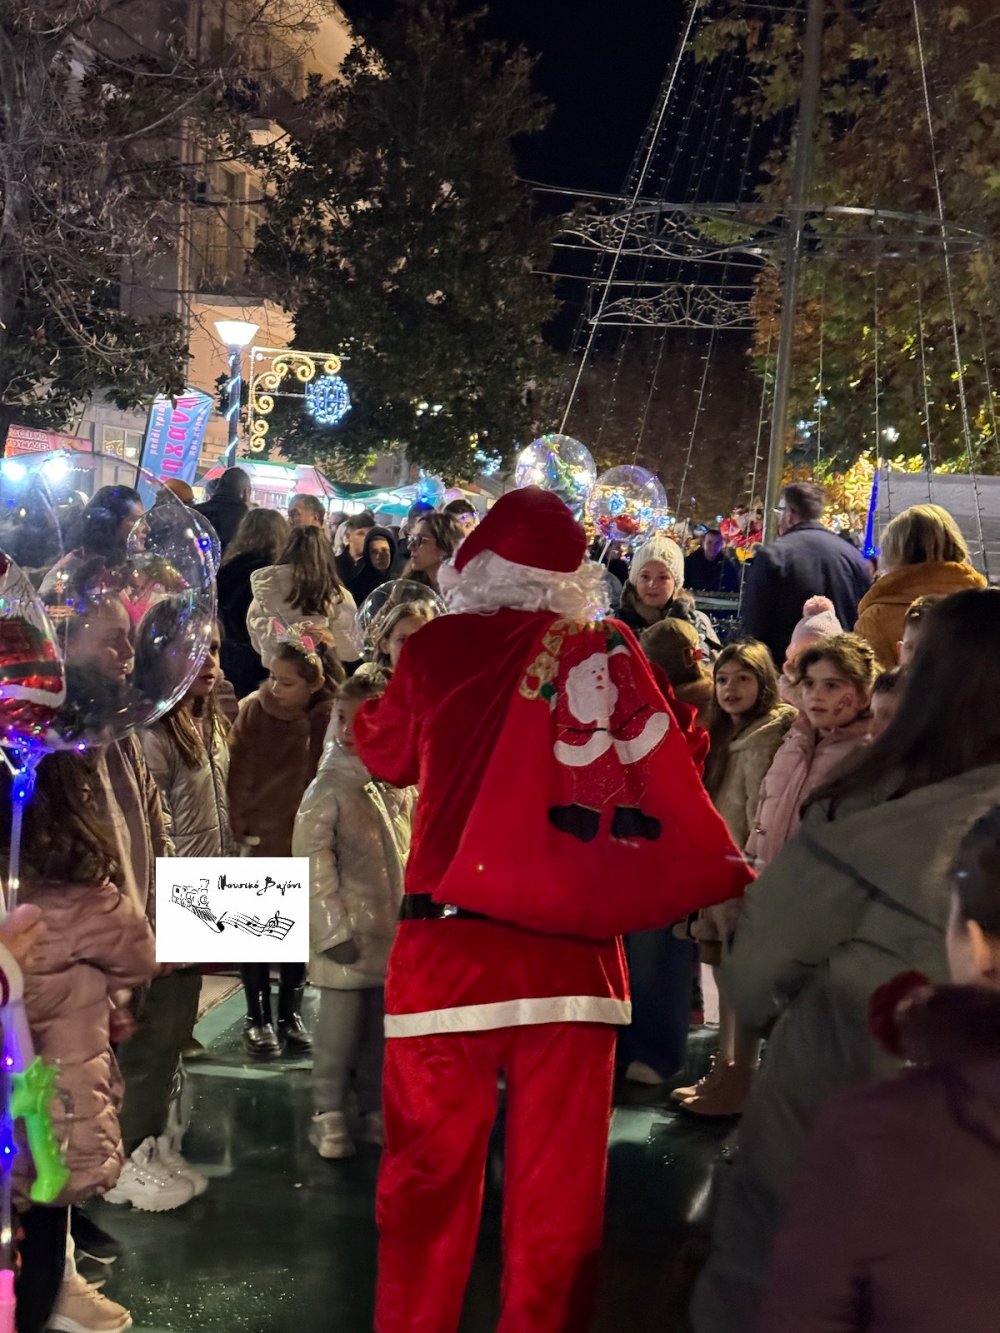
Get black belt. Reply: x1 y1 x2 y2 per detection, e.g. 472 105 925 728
400 893 489 923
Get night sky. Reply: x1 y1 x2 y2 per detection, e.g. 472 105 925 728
340 0 686 195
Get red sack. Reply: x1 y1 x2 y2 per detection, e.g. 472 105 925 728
434 617 752 939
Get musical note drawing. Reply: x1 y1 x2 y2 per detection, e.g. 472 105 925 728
217 909 294 942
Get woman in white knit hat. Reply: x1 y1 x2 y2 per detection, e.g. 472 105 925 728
619 535 687 633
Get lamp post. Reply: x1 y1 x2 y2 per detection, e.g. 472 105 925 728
214 319 259 467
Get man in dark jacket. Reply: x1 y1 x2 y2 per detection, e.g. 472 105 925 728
334 510 375 586
347 525 400 606
684 530 741 595
194 467 251 552
740 481 871 665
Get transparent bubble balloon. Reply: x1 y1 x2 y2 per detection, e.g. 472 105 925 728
356 579 446 660
585 465 669 544
0 450 216 750
514 434 596 520
415 474 446 508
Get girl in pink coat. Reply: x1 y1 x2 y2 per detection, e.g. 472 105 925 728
746 633 876 870
9 752 156 1333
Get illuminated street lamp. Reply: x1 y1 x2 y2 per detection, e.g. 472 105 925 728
214 319 259 466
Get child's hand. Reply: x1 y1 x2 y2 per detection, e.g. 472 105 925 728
109 1005 138 1044
324 940 360 965
0 903 44 968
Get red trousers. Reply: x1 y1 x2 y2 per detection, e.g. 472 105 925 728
375 1022 617 1333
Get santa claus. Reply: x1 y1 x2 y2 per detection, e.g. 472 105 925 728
354 487 749 1333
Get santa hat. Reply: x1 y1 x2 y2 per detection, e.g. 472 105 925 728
788 596 844 653
454 487 586 574
628 535 685 590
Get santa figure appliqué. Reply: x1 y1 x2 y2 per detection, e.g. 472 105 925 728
354 487 750 1333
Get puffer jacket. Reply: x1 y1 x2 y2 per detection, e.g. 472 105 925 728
140 715 234 858
246 563 361 665
97 734 173 918
760 984 1000 1333
228 683 333 856
855 559 986 667
745 711 870 868
293 738 413 989
16 879 156 1206
692 766 1000 1333
710 705 798 849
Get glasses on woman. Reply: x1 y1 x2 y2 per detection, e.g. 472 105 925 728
408 534 434 549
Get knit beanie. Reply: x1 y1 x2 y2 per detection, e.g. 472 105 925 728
788 596 844 654
628 535 685 590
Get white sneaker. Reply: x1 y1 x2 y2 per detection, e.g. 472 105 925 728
103 1137 194 1212
309 1111 355 1159
358 1111 384 1148
47 1270 131 1331
155 1135 208 1197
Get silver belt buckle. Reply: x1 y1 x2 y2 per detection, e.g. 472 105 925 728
441 903 459 917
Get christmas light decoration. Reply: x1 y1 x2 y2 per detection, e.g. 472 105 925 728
305 374 351 427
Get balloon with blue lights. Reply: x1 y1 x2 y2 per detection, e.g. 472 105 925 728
585 465 670 544
514 434 597 520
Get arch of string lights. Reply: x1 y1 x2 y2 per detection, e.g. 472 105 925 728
536 0 994 572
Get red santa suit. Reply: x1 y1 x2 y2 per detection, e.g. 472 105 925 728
354 489 749 1333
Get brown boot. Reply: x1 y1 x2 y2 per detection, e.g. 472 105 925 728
670 1055 730 1104
679 1063 753 1118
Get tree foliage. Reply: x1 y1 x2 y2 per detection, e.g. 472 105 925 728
696 0 1000 472
255 0 559 481
0 0 318 438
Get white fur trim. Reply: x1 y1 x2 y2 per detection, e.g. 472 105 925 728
446 551 609 619
384 995 632 1037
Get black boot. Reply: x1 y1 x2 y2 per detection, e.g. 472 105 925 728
548 803 601 842
242 988 281 1059
277 984 312 1053
611 806 662 841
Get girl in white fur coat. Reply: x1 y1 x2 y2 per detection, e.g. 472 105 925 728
292 668 413 1159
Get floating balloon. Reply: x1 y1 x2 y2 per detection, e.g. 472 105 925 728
356 579 446 659
0 451 216 750
514 434 596 519
415 473 446 508
585 465 669 544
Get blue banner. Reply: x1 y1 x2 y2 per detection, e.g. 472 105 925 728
139 389 214 494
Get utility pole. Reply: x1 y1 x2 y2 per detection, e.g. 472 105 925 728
763 0 826 543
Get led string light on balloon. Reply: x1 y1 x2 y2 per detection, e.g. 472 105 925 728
0 453 217 1328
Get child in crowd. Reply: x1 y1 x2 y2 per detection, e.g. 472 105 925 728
140 621 233 1110
869 667 904 740
12 753 156 1333
294 669 413 1158
898 594 942 666
758 805 1000 1333
778 596 844 705
372 601 437 671
675 641 797 1117
640 617 714 726
747 633 875 870
247 525 361 672
228 625 339 1057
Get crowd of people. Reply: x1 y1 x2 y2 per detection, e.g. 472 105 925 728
0 463 997 1333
